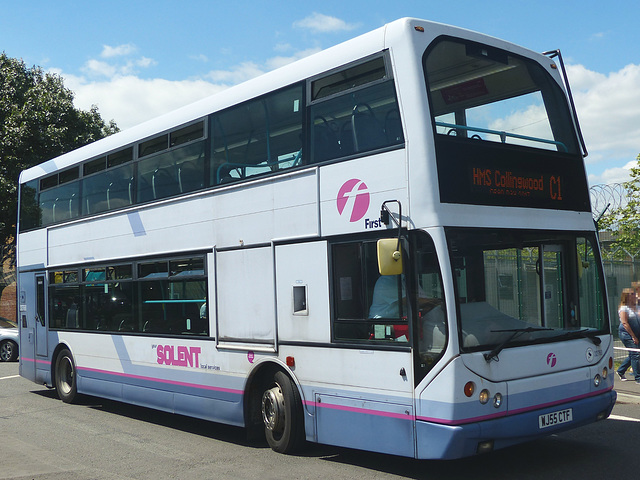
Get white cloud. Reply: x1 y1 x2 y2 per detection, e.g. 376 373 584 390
293 13 359 33
78 43 158 79
204 61 265 85
566 63 640 185
274 43 292 53
588 160 636 187
200 47 321 86
82 59 118 78
64 73 227 129
569 64 640 155
189 54 209 63
101 44 137 58
60 45 320 129
265 47 322 70
135 57 156 69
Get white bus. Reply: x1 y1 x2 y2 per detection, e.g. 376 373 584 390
17 18 615 459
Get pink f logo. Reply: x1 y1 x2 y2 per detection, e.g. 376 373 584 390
337 179 370 222
547 353 557 368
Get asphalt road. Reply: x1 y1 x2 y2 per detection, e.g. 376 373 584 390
2 361 639 480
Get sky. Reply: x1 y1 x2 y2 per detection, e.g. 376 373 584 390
1 0 639 187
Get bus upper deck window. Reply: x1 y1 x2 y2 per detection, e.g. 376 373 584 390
424 38 578 154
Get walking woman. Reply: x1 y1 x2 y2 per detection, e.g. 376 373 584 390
617 287 640 383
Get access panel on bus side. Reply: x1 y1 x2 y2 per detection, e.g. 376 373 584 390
275 241 331 344
215 246 276 348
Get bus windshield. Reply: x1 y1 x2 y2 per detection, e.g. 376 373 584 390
447 228 608 354
425 37 579 155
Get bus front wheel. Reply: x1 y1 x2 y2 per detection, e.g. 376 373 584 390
261 371 304 453
55 348 78 404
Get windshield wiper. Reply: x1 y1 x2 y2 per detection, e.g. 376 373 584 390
483 327 553 362
550 328 602 345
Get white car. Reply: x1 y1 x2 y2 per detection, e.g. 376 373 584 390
0 317 19 362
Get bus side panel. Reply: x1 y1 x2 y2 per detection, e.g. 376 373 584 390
16 229 47 272
214 169 320 247
61 333 246 426
314 394 415 457
280 345 415 454
77 370 246 427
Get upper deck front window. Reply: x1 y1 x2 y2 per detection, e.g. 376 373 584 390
424 38 590 212
424 38 578 154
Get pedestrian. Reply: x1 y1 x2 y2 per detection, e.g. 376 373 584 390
616 287 640 383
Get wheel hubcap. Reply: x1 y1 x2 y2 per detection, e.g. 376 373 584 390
262 384 285 433
59 357 74 394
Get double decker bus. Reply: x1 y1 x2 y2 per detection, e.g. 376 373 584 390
17 18 615 459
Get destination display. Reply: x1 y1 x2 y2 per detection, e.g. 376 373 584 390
435 137 590 212
470 166 564 202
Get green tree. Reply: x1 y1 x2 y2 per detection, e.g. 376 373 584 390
598 153 640 257
0 53 119 268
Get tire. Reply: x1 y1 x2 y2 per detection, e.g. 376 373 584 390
261 371 305 453
54 349 78 403
0 340 18 362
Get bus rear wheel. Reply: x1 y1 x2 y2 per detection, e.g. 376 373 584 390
261 371 304 453
55 348 78 404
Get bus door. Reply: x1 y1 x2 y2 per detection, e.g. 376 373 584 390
35 274 47 357
540 245 564 329
18 272 47 381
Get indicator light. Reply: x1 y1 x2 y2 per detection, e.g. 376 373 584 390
464 382 475 397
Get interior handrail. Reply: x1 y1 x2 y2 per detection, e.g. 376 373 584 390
435 121 568 152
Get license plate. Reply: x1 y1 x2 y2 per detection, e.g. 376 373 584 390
538 408 573 429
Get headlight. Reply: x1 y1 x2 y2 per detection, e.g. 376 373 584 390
479 389 490 404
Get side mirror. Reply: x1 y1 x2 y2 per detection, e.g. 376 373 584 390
377 238 403 275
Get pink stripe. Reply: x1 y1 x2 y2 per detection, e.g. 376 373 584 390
304 400 414 421
77 366 243 395
416 386 614 425
21 357 51 366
